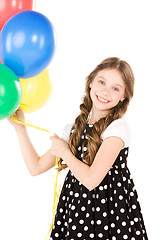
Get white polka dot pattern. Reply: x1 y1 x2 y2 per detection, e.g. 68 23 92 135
50 124 148 239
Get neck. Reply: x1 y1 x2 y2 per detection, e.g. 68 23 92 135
88 108 110 124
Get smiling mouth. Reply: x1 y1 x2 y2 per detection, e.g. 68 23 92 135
96 95 110 103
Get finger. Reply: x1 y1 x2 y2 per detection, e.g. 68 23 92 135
50 134 56 140
11 113 16 117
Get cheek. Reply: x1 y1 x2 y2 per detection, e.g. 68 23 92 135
90 83 101 94
112 93 123 103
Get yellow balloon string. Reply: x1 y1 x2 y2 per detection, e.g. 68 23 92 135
11 116 61 239
46 156 62 239
11 116 53 135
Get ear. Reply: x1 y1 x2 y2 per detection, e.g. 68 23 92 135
120 96 126 102
89 82 92 88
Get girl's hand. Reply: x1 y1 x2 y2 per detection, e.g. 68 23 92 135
8 107 25 129
50 134 70 159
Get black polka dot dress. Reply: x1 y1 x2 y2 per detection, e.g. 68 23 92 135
50 124 148 240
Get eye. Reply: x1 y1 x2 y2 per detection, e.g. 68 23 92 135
99 80 105 85
113 87 119 91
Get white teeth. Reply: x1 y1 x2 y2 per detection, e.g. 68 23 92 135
97 96 109 103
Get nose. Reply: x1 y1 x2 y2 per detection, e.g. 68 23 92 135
102 86 110 97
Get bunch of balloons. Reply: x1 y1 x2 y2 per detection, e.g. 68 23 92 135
0 0 56 120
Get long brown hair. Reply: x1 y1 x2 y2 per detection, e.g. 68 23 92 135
58 57 135 171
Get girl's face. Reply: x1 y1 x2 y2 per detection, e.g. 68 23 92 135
90 69 126 119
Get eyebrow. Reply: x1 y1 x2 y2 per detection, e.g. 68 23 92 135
114 84 123 88
97 76 123 88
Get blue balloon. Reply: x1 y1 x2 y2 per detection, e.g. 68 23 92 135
0 11 56 78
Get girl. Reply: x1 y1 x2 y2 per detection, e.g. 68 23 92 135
9 57 148 239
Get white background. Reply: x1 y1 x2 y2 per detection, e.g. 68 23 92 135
0 0 159 239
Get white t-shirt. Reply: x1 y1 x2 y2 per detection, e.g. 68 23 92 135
62 118 130 149
101 118 130 148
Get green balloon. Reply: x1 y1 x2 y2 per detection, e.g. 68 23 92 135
0 63 22 120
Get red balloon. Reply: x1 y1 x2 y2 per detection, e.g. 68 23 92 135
0 0 35 30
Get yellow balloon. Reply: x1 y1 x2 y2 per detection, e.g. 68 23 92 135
20 68 53 113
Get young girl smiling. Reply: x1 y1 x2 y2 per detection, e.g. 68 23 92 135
9 57 148 239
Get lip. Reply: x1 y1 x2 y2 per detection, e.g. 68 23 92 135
96 95 110 103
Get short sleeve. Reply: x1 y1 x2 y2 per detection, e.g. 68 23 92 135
101 118 130 148
61 123 73 143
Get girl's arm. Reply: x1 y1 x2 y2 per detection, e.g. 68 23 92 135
15 127 56 176
9 109 56 176
50 135 124 191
